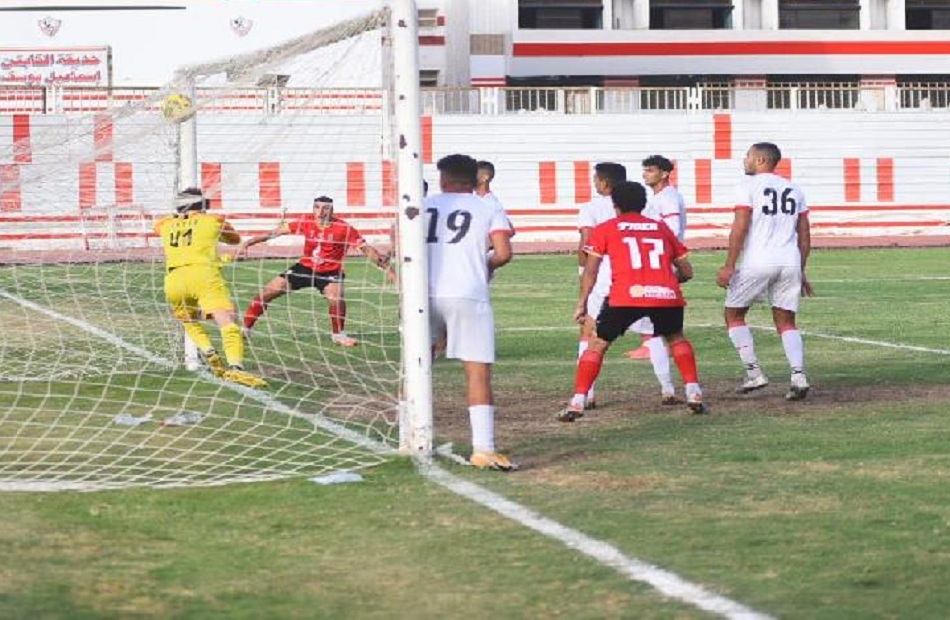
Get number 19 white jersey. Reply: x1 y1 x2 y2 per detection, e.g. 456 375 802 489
425 192 513 302
735 172 808 268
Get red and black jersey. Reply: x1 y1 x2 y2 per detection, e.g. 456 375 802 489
288 215 365 273
586 212 688 308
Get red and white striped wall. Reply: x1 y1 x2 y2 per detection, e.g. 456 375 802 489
2 111 950 250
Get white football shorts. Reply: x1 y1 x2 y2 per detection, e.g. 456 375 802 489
586 286 608 320
725 265 802 312
629 316 655 335
429 297 495 363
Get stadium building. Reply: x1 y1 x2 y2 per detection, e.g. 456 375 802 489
420 0 950 110
1 0 949 249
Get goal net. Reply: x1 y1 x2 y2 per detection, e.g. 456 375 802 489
0 4 426 491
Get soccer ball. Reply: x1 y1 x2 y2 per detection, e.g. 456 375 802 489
160 93 194 123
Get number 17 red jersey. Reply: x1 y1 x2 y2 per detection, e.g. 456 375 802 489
585 212 689 308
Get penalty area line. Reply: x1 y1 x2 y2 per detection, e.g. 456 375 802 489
740 325 950 356
497 323 950 357
421 461 774 620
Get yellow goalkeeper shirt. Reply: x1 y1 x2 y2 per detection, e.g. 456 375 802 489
154 212 238 271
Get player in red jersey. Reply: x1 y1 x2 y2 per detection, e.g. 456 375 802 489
559 181 706 421
236 195 396 346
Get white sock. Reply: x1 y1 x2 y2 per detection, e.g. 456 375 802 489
685 383 702 398
578 339 596 401
570 393 587 408
646 337 674 394
728 324 759 368
781 329 805 374
469 405 494 453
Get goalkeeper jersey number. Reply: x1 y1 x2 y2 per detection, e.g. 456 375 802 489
155 212 235 270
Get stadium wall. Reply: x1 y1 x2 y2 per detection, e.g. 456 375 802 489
1 111 948 252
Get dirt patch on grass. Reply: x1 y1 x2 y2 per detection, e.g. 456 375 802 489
432 380 950 466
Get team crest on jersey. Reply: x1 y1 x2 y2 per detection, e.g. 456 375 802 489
230 16 253 37
38 16 62 37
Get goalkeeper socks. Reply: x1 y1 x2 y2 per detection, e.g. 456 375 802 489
329 299 347 333
469 405 495 453
244 296 267 329
220 323 245 367
182 321 213 352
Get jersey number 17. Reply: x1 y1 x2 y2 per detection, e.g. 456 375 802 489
622 237 664 270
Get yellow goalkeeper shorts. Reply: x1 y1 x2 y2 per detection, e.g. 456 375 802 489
164 264 234 321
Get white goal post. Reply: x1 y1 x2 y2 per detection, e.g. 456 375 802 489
0 0 433 491
390 0 434 458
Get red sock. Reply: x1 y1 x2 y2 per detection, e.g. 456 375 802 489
243 296 267 329
574 349 604 396
329 300 346 334
670 340 699 384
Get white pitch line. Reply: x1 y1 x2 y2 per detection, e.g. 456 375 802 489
809 275 950 284
0 288 391 456
752 325 950 356
500 323 950 357
705 322 950 356
422 462 773 620
0 287 775 620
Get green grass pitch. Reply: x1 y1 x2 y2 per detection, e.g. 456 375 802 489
3 247 950 618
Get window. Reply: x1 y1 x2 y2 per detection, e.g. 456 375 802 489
906 0 950 29
897 74 950 108
779 0 859 29
419 69 439 88
639 75 731 110
418 9 439 29
650 0 733 29
519 0 603 29
766 75 860 109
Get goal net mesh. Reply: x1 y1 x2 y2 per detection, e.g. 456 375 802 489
0 8 405 491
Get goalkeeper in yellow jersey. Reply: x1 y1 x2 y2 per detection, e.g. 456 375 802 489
154 188 267 389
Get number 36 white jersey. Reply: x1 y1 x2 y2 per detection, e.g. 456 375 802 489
425 192 513 302
735 172 808 268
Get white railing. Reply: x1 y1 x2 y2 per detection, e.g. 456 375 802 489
2 83 948 115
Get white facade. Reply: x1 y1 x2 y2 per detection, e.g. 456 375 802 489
0 1 946 89
2 108 948 250
427 0 950 86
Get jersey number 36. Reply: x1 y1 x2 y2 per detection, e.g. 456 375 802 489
761 187 797 215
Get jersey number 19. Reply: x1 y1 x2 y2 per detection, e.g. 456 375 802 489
426 208 472 244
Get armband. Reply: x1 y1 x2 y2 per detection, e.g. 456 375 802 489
578 266 585 277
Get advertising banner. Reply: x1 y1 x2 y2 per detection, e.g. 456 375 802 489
0 47 112 87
